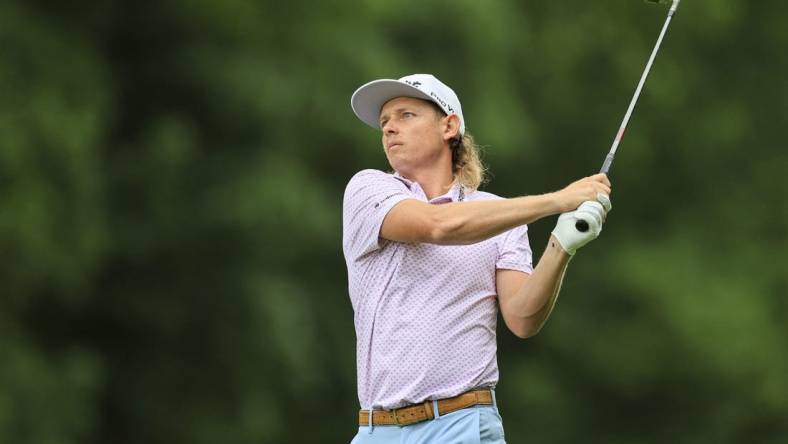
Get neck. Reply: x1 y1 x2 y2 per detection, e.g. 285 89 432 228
399 166 455 200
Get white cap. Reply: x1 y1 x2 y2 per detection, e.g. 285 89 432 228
351 74 465 135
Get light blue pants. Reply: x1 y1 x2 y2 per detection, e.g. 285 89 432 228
350 392 506 444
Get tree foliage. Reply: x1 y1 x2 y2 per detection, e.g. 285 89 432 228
1 0 786 443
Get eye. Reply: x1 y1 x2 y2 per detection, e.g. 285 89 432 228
402 112 415 118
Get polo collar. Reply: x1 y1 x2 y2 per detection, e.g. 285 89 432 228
392 172 466 203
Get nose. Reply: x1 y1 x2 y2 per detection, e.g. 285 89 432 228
382 119 398 135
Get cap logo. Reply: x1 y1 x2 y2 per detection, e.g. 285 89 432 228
404 78 455 114
429 91 454 113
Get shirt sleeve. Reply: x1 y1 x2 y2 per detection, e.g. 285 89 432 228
496 224 533 274
342 169 413 262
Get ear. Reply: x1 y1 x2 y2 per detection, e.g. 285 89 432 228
441 114 461 142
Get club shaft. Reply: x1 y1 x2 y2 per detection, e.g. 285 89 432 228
600 5 677 174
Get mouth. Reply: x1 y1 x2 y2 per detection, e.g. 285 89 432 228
386 142 403 150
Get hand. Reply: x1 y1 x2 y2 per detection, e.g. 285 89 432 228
553 174 611 213
551 194 612 255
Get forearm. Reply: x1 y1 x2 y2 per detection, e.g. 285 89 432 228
430 194 563 245
502 236 571 337
381 173 611 246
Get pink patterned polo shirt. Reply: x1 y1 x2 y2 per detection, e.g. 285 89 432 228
342 169 533 410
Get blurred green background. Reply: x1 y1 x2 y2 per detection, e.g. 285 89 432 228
1 0 786 443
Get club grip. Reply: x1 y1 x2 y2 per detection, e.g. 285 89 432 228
575 219 590 232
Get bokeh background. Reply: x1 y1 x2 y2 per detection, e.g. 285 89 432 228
1 0 786 443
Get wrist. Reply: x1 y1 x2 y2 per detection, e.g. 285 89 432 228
538 191 565 216
548 234 574 260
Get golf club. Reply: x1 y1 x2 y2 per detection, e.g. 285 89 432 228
575 0 681 232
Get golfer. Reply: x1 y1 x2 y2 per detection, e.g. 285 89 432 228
344 74 612 443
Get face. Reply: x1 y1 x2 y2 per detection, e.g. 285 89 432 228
378 97 458 175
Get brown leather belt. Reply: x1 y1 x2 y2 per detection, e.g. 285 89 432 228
358 389 493 427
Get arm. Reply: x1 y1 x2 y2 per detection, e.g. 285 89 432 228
381 194 561 245
496 196 613 338
496 236 570 338
381 174 611 245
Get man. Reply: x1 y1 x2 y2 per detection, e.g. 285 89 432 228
343 74 611 443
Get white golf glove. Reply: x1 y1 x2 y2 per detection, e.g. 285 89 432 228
551 194 612 255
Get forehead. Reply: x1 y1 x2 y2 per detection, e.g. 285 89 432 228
379 97 433 116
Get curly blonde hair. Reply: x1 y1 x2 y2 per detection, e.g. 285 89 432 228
425 100 488 190
449 131 487 190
